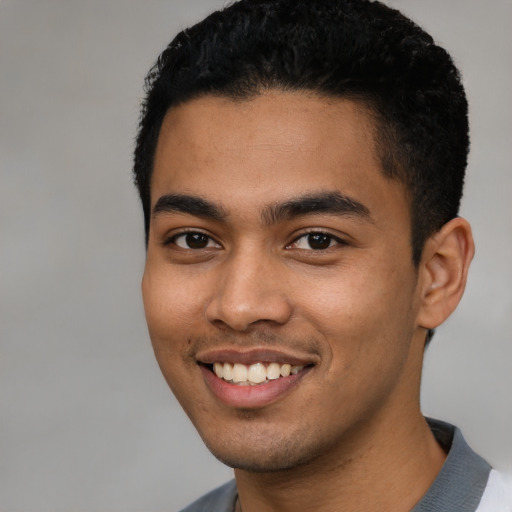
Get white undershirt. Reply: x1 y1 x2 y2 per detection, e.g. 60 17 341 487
475 470 512 512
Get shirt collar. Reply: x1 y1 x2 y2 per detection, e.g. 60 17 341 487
411 418 491 512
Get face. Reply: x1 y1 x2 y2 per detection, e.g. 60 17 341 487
142 92 427 472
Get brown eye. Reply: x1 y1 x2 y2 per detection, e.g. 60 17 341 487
172 232 219 249
289 232 344 251
307 233 332 250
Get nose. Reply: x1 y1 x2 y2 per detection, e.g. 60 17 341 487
205 248 293 332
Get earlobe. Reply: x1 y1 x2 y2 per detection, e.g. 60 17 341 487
416 217 475 330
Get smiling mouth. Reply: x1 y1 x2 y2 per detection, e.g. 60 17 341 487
206 362 309 386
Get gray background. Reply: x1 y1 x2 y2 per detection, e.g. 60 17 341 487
1 1 510 511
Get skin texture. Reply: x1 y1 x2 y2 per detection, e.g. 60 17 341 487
142 92 474 511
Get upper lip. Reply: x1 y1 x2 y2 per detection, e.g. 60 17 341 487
196 347 319 367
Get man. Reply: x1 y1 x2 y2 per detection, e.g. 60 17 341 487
133 0 510 510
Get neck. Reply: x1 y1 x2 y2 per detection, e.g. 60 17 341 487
234 411 446 512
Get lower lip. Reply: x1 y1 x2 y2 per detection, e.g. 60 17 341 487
200 365 312 408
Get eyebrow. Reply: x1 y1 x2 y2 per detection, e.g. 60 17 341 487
262 191 372 225
152 191 372 224
152 194 227 221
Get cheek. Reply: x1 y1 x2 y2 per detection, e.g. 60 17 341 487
299 270 383 328
297 261 417 354
141 269 203 398
142 266 207 340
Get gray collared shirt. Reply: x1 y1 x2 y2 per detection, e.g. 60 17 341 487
180 418 491 512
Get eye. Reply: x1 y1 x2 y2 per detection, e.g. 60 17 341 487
170 232 220 250
289 232 343 250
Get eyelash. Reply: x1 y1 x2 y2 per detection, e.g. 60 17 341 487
164 230 346 251
287 231 346 251
164 231 220 250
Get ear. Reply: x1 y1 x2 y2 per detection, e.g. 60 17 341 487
416 217 475 330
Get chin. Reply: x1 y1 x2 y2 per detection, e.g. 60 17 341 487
201 426 331 473
210 448 307 473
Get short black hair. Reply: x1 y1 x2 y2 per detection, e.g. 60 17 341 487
134 0 469 267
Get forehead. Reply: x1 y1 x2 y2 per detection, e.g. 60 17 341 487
151 91 406 221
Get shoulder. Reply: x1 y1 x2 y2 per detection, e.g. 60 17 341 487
475 470 512 512
179 480 238 512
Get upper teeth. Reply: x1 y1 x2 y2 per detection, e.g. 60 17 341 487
213 362 304 385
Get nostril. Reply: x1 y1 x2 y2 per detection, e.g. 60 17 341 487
206 299 293 332
204 264 293 331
